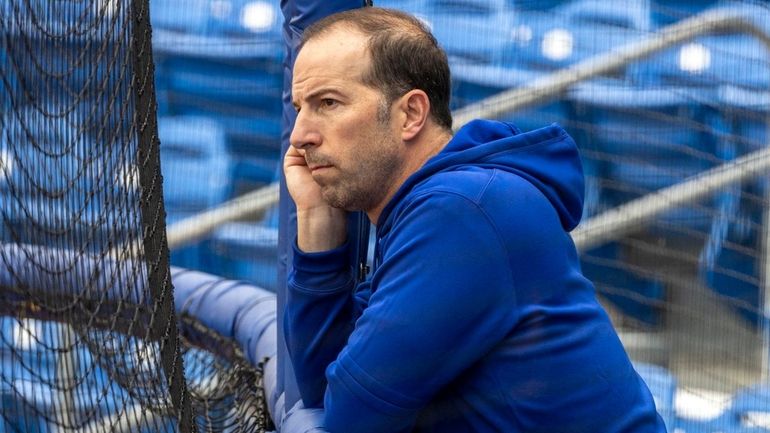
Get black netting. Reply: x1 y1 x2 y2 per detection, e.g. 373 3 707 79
0 1 270 432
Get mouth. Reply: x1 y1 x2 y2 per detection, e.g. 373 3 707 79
309 164 333 174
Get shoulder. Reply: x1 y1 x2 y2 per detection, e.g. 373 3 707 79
392 167 569 260
402 167 553 223
384 167 556 253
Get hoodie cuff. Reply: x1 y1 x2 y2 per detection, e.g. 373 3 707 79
290 239 354 294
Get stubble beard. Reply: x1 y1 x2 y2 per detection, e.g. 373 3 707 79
321 114 402 212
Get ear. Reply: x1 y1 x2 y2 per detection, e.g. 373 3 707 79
398 89 430 141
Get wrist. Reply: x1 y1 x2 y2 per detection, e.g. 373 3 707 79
296 206 347 253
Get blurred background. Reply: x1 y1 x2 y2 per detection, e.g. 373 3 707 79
4 0 770 431
151 0 770 431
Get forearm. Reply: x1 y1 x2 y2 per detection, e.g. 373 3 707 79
296 206 347 253
286 242 357 407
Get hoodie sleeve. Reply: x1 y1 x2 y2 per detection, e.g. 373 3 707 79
321 190 519 433
285 241 358 408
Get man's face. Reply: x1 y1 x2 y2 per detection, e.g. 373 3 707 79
290 27 404 212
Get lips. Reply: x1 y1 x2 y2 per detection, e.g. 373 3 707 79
310 164 332 173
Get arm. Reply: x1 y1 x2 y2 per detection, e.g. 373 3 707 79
285 240 362 408
283 145 347 253
321 191 518 433
283 145 359 407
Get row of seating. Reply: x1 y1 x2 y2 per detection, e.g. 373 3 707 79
143 0 770 198
148 0 770 325
0 316 166 433
452 65 769 327
637 362 770 433
147 1 283 287
0 257 280 432
3 0 769 317
3 90 766 322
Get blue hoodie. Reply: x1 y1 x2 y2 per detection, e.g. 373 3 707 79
286 120 667 433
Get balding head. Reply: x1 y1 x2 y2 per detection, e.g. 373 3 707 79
299 7 453 131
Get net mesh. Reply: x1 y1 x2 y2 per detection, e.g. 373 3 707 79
5 0 770 432
151 0 283 292
0 1 270 432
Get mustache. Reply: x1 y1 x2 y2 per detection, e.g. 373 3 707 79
303 153 334 168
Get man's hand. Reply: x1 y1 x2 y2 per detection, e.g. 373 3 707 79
284 146 347 252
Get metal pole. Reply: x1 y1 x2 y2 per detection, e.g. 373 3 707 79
162 9 770 251
572 144 770 252
54 324 79 432
762 119 770 382
165 182 279 249
452 8 770 129
72 403 165 433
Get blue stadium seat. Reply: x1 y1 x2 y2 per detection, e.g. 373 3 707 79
451 62 577 133
0 108 109 248
159 116 231 270
422 0 515 66
580 242 666 326
159 116 230 210
229 156 281 199
699 86 770 328
151 0 213 34
0 317 135 433
506 0 648 72
2 3 130 138
151 0 283 40
207 220 279 292
629 34 770 90
153 53 283 155
698 178 764 328
677 384 770 433
1 0 112 37
633 362 677 431
378 0 429 13
571 82 736 233
650 0 724 27
0 106 95 195
675 415 737 433
728 384 770 432
561 0 651 30
151 0 284 160
571 82 741 326
506 0 565 11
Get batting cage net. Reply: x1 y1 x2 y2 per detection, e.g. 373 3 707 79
4 0 770 432
0 1 272 432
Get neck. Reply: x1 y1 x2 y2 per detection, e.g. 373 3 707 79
366 128 453 224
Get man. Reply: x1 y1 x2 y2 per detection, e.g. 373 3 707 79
284 7 666 433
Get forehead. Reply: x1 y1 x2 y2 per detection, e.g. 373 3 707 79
293 27 370 90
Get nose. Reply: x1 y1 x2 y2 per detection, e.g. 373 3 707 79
290 110 322 150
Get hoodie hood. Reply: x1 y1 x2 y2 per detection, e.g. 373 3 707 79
378 119 585 232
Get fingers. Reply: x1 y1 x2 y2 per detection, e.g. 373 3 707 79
284 146 308 168
285 145 304 159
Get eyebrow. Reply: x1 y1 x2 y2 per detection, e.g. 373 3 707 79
293 87 347 107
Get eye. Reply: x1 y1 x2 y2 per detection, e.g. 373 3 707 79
321 98 338 108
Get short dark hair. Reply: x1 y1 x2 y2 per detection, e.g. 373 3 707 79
300 7 453 131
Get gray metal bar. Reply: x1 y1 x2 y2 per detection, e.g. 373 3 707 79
147 2 770 419
762 116 770 381
762 183 770 382
572 145 770 252
166 182 280 249
55 324 79 431
71 403 165 433
452 8 770 129
163 9 770 251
